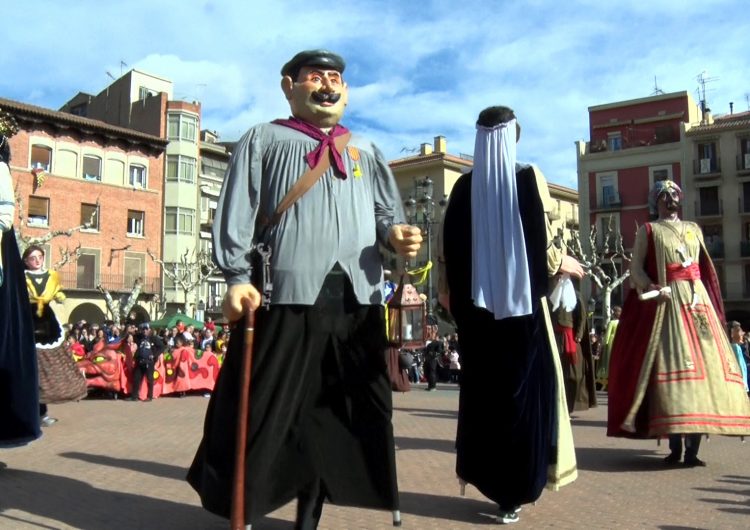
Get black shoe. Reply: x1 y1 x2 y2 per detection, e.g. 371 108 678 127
663 453 681 466
683 457 706 467
126 397 138 402
146 398 153 402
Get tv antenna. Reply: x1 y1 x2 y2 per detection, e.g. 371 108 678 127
651 76 664 96
696 71 719 116
105 71 116 81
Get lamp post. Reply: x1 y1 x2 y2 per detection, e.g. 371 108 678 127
404 176 448 316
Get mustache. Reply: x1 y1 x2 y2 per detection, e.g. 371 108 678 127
311 92 341 104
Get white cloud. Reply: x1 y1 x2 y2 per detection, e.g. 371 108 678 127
1 0 748 188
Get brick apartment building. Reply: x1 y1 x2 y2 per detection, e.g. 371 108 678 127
61 69 205 315
575 91 702 310
1 96 166 324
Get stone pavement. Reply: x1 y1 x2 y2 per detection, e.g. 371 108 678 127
1 385 748 529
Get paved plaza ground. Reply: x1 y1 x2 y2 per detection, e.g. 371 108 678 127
1 384 748 529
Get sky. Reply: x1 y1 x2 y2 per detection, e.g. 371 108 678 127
2 0 748 189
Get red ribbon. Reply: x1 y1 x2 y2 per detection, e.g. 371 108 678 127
272 117 350 178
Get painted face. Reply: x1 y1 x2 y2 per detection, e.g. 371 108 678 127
282 67 348 128
24 251 45 271
658 187 681 213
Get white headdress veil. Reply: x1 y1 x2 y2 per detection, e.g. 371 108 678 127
470 119 532 319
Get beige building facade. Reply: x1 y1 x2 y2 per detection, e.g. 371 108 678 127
683 110 750 323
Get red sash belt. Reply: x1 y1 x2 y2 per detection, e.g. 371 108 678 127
555 324 578 364
666 262 700 282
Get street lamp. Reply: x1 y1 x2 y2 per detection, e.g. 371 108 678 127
404 176 448 316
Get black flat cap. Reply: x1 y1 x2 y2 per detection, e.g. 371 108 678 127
281 49 345 78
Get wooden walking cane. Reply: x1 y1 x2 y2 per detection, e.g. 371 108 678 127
230 300 255 530
230 244 272 530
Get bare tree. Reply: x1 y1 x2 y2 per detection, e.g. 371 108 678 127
565 215 632 332
147 248 218 314
96 277 143 323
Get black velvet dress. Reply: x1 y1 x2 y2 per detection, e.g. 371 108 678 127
0 228 41 447
443 167 557 510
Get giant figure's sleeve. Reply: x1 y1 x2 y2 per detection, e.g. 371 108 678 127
212 129 263 286
531 166 564 276
0 162 15 232
629 225 652 291
371 143 406 251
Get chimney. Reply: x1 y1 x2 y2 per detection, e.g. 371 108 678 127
434 135 446 154
730 102 734 114
420 143 433 156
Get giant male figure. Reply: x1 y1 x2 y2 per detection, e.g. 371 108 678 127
187 50 421 529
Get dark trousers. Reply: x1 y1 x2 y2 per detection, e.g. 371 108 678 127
668 433 702 459
131 362 154 399
187 268 399 526
424 357 438 389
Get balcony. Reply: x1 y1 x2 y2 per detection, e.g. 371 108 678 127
741 241 750 258
58 271 162 294
693 158 721 177
598 193 622 211
705 240 724 259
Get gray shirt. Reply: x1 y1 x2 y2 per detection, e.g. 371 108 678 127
212 122 405 306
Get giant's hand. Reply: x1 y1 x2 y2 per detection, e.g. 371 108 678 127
389 224 422 258
558 255 585 279
223 283 261 321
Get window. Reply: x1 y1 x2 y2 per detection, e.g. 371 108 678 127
129 164 147 188
139 86 157 100
76 252 98 289
127 210 145 236
648 165 673 190
201 156 227 178
30 145 52 171
82 155 102 181
743 182 750 214
597 173 619 208
167 113 198 142
80 203 100 231
164 262 179 290
123 252 145 286
698 186 720 216
56 149 78 178
697 142 718 173
654 125 676 144
607 133 622 151
702 224 724 259
740 138 750 170
105 158 124 184
165 207 195 235
27 196 50 227
166 155 196 183
200 196 217 225
595 213 620 248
